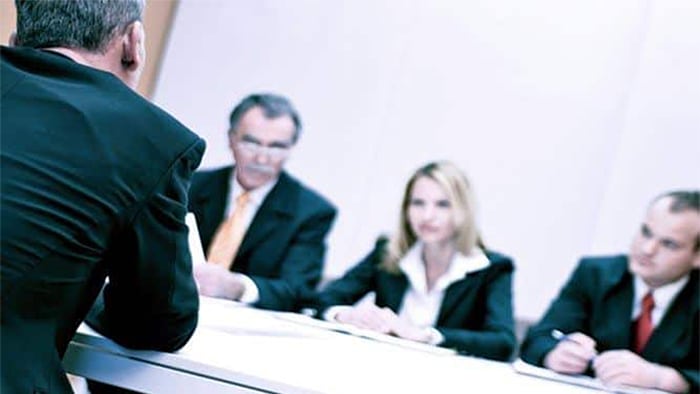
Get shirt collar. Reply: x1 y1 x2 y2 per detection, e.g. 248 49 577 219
399 242 490 293
633 274 689 311
229 170 277 208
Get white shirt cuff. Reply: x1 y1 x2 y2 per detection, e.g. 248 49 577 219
233 273 259 304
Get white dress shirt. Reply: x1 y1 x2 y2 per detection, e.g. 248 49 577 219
326 242 490 345
397 242 490 328
631 274 689 327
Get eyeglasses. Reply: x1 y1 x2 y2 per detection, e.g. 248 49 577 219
236 140 292 159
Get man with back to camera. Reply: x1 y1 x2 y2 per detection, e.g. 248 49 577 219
1 1 205 393
188 93 337 311
520 190 699 393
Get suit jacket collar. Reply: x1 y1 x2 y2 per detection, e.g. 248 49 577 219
380 251 495 323
592 258 700 355
643 269 699 359
192 165 298 214
398 243 490 294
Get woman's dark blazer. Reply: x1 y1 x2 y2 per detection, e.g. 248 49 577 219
311 238 516 361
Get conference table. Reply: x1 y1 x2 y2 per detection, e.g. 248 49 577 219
63 297 661 394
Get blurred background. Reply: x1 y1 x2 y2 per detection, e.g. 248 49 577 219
2 0 698 322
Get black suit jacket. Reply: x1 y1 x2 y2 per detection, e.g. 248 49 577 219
308 239 517 361
188 166 336 311
1 46 204 394
520 256 699 391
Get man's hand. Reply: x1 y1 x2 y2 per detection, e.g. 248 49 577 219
543 332 597 374
193 263 245 300
593 350 658 388
593 349 689 392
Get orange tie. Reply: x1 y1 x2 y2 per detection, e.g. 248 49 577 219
633 291 655 354
207 192 251 269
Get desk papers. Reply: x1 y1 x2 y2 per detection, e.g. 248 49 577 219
512 359 669 394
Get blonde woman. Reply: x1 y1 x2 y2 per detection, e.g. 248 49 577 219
309 161 516 360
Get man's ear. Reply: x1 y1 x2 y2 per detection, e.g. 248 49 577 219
9 31 17 46
120 21 146 75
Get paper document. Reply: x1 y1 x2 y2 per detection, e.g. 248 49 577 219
512 359 667 394
273 312 457 356
185 212 206 265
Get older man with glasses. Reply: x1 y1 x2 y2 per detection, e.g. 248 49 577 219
188 93 337 311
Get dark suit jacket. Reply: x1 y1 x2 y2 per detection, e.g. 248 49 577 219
520 256 699 391
188 166 336 311
1 46 204 394
308 239 517 361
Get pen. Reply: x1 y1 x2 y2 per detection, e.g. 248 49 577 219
551 329 569 341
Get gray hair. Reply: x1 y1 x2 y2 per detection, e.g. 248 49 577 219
14 0 145 53
228 93 303 144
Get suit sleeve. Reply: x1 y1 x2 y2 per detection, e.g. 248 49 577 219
440 262 517 361
86 138 205 351
250 205 337 311
303 239 387 316
520 258 594 365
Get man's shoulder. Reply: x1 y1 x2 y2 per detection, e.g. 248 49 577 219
278 172 336 214
3 46 198 150
118 91 199 149
189 166 231 198
578 254 628 270
571 255 629 286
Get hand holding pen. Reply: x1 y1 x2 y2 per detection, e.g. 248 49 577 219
543 329 598 375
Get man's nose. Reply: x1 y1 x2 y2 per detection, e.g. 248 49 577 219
254 150 271 164
641 238 659 255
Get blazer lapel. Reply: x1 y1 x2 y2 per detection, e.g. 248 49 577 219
193 167 232 248
235 172 296 258
642 270 699 360
437 273 478 322
378 273 409 311
595 262 634 351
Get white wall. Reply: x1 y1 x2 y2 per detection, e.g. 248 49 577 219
154 0 700 321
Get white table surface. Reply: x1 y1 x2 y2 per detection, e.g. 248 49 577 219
63 296 651 394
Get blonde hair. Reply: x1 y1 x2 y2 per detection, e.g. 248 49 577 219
380 161 482 273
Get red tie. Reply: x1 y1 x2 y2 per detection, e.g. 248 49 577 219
634 291 655 353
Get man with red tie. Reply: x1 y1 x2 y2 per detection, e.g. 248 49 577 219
520 190 699 393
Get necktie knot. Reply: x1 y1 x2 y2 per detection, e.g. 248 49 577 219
642 291 655 311
236 191 250 210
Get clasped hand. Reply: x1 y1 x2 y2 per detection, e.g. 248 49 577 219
544 332 663 389
334 304 431 343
